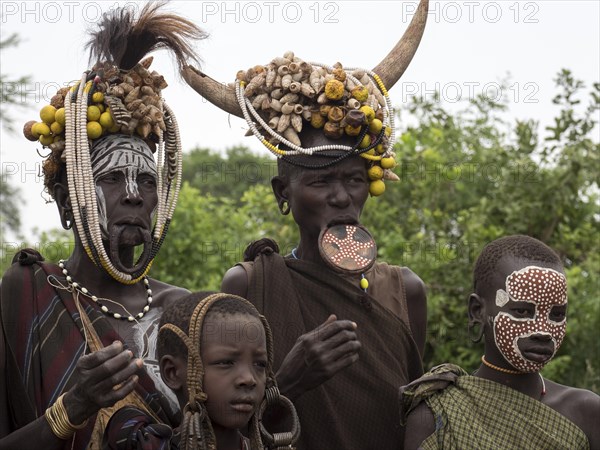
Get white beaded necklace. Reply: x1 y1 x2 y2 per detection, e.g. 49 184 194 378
58 260 153 322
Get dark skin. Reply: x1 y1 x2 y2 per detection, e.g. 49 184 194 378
0 154 188 448
404 256 600 450
222 130 427 402
160 314 267 450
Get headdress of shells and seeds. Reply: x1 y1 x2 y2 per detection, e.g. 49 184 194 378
22 3 207 284
183 0 429 197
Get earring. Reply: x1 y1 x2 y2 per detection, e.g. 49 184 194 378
279 200 290 215
468 321 483 343
61 209 73 230
251 384 300 450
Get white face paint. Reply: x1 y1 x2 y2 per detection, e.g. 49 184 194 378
495 289 509 307
90 134 158 237
492 265 567 373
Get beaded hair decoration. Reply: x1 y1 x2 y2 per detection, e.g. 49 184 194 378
22 3 206 284
183 0 429 198
159 293 300 450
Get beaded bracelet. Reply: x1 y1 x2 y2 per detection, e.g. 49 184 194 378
44 393 88 440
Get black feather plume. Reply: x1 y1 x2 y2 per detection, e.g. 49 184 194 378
85 1 207 71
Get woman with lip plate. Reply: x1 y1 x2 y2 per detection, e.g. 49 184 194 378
186 2 431 447
401 235 600 450
0 4 205 449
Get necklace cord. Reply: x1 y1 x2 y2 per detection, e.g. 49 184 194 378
480 355 546 396
48 264 152 360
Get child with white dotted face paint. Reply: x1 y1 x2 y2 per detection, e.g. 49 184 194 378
401 236 600 450
492 265 568 373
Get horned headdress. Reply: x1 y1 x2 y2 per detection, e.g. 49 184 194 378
182 0 429 197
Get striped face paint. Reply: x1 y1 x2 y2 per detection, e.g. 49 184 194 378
90 134 157 236
493 266 567 372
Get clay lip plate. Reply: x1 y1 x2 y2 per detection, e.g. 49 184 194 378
318 224 377 274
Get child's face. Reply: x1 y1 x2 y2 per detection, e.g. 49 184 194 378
201 312 268 430
486 259 567 372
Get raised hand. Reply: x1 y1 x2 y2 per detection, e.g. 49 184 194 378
63 341 142 425
275 314 361 401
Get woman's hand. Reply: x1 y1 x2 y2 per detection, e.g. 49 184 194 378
63 341 142 425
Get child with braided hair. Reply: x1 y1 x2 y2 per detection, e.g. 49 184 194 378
156 292 299 450
102 292 299 449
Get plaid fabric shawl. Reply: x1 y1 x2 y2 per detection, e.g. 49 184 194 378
400 364 589 450
245 252 423 450
0 249 175 449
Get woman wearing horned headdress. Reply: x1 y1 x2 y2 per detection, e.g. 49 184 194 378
185 1 430 448
0 4 206 448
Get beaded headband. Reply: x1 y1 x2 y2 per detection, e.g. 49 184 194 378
21 3 206 284
61 72 182 284
23 56 168 152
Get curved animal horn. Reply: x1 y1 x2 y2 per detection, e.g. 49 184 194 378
182 65 243 117
184 0 428 116
372 0 429 89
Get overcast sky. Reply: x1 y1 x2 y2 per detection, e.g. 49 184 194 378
1 0 599 244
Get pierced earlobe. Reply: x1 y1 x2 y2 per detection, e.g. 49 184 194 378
467 293 486 343
61 209 73 230
279 200 291 215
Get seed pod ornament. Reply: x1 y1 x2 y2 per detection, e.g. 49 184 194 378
184 0 429 200
230 51 404 197
22 3 207 285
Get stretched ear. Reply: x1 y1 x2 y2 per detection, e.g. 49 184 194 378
159 354 187 392
271 175 289 207
53 182 73 230
468 293 485 325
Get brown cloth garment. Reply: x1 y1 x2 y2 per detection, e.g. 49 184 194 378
0 249 176 449
240 252 423 450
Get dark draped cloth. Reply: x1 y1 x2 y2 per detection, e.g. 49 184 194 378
400 364 590 450
244 252 423 450
102 407 174 450
0 249 176 449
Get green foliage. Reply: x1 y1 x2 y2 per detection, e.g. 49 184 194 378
0 227 73 275
181 145 276 204
151 182 298 291
152 145 296 290
0 177 22 240
2 70 597 392
361 69 599 391
1 32 30 240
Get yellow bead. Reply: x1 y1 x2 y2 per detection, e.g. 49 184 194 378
381 157 396 169
92 92 104 103
369 180 386 196
360 278 369 289
40 105 56 124
86 121 103 139
368 165 384 180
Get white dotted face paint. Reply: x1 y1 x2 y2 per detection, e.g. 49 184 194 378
493 266 567 373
